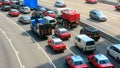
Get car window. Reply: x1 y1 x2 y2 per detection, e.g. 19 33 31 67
74 61 85 65
54 41 63 45
93 57 98 63
60 30 68 34
91 12 96 15
75 37 78 40
77 38 81 42
86 41 95 46
99 60 110 64
113 47 120 53
49 20 55 23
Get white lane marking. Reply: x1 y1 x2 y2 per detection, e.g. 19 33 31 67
66 47 75 55
0 28 25 68
0 12 56 68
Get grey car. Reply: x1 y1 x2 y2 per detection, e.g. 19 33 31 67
89 10 107 22
19 16 31 24
19 6 31 14
55 1 66 7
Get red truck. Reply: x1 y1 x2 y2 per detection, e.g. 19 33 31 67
59 10 80 28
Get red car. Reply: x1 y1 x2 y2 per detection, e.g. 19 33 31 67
0 2 2 7
65 55 88 68
54 28 71 40
88 54 114 68
9 9 20 17
115 4 120 10
48 38 66 52
85 0 97 4
44 11 56 18
2 0 11 5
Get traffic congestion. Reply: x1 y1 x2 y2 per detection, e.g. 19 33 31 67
0 0 120 68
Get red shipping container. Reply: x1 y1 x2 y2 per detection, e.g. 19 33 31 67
62 10 80 22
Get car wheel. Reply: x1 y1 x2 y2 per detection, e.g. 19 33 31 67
117 57 120 62
107 50 110 55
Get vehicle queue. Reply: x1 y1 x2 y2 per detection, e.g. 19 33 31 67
0 0 120 68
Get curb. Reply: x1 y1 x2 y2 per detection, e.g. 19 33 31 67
98 0 118 5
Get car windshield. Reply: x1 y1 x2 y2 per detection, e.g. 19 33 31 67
99 60 110 64
60 30 68 34
57 1 64 4
48 11 55 14
97 12 104 17
86 41 95 46
4 0 10 2
55 41 63 45
23 16 30 20
74 61 85 65
50 20 55 23
91 31 99 35
40 7 46 11
12 9 18 12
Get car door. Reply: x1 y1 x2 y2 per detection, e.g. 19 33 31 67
113 47 120 59
109 46 116 58
67 59 74 68
92 57 98 67
77 38 81 48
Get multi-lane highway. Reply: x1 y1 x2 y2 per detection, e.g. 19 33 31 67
0 28 20 68
0 0 120 68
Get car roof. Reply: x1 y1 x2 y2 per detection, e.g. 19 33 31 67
71 55 84 62
44 16 55 20
58 28 67 32
90 10 101 13
95 54 108 61
76 35 94 42
11 9 18 11
52 38 62 42
84 27 99 32
22 16 30 18
113 44 120 50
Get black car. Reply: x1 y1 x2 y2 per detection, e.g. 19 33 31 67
80 27 100 41
35 6 47 13
1 5 10 11
89 10 107 22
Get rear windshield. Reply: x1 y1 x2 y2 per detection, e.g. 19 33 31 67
74 61 85 65
91 31 99 35
86 41 95 46
99 60 110 64
50 20 55 23
55 41 63 45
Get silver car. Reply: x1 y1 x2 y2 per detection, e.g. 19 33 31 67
55 1 66 7
19 16 31 24
20 6 31 14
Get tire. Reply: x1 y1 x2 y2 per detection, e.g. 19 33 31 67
107 50 110 55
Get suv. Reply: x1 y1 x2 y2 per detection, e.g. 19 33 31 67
80 27 100 41
89 10 107 22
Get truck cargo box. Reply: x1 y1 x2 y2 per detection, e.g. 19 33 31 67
61 10 80 22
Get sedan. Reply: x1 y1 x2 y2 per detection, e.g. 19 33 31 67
115 4 120 10
0 2 2 7
65 55 88 68
88 54 114 68
9 9 20 17
2 0 10 5
54 28 71 40
55 1 66 7
35 6 47 13
44 11 56 18
20 6 31 14
89 10 107 22
19 16 31 24
85 0 97 4
48 38 66 52
107 44 120 61
1 5 11 11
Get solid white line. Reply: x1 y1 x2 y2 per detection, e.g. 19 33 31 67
0 28 24 68
0 12 56 68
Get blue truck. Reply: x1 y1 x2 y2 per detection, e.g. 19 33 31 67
30 17 52 38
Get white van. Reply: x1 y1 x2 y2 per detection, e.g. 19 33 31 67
74 35 96 52
43 16 57 28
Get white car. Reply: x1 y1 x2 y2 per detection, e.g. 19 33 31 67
107 44 120 61
55 1 66 7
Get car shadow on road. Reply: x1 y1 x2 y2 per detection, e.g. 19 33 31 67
86 18 100 23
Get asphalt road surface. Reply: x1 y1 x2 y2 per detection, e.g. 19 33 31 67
0 29 20 68
0 0 120 68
